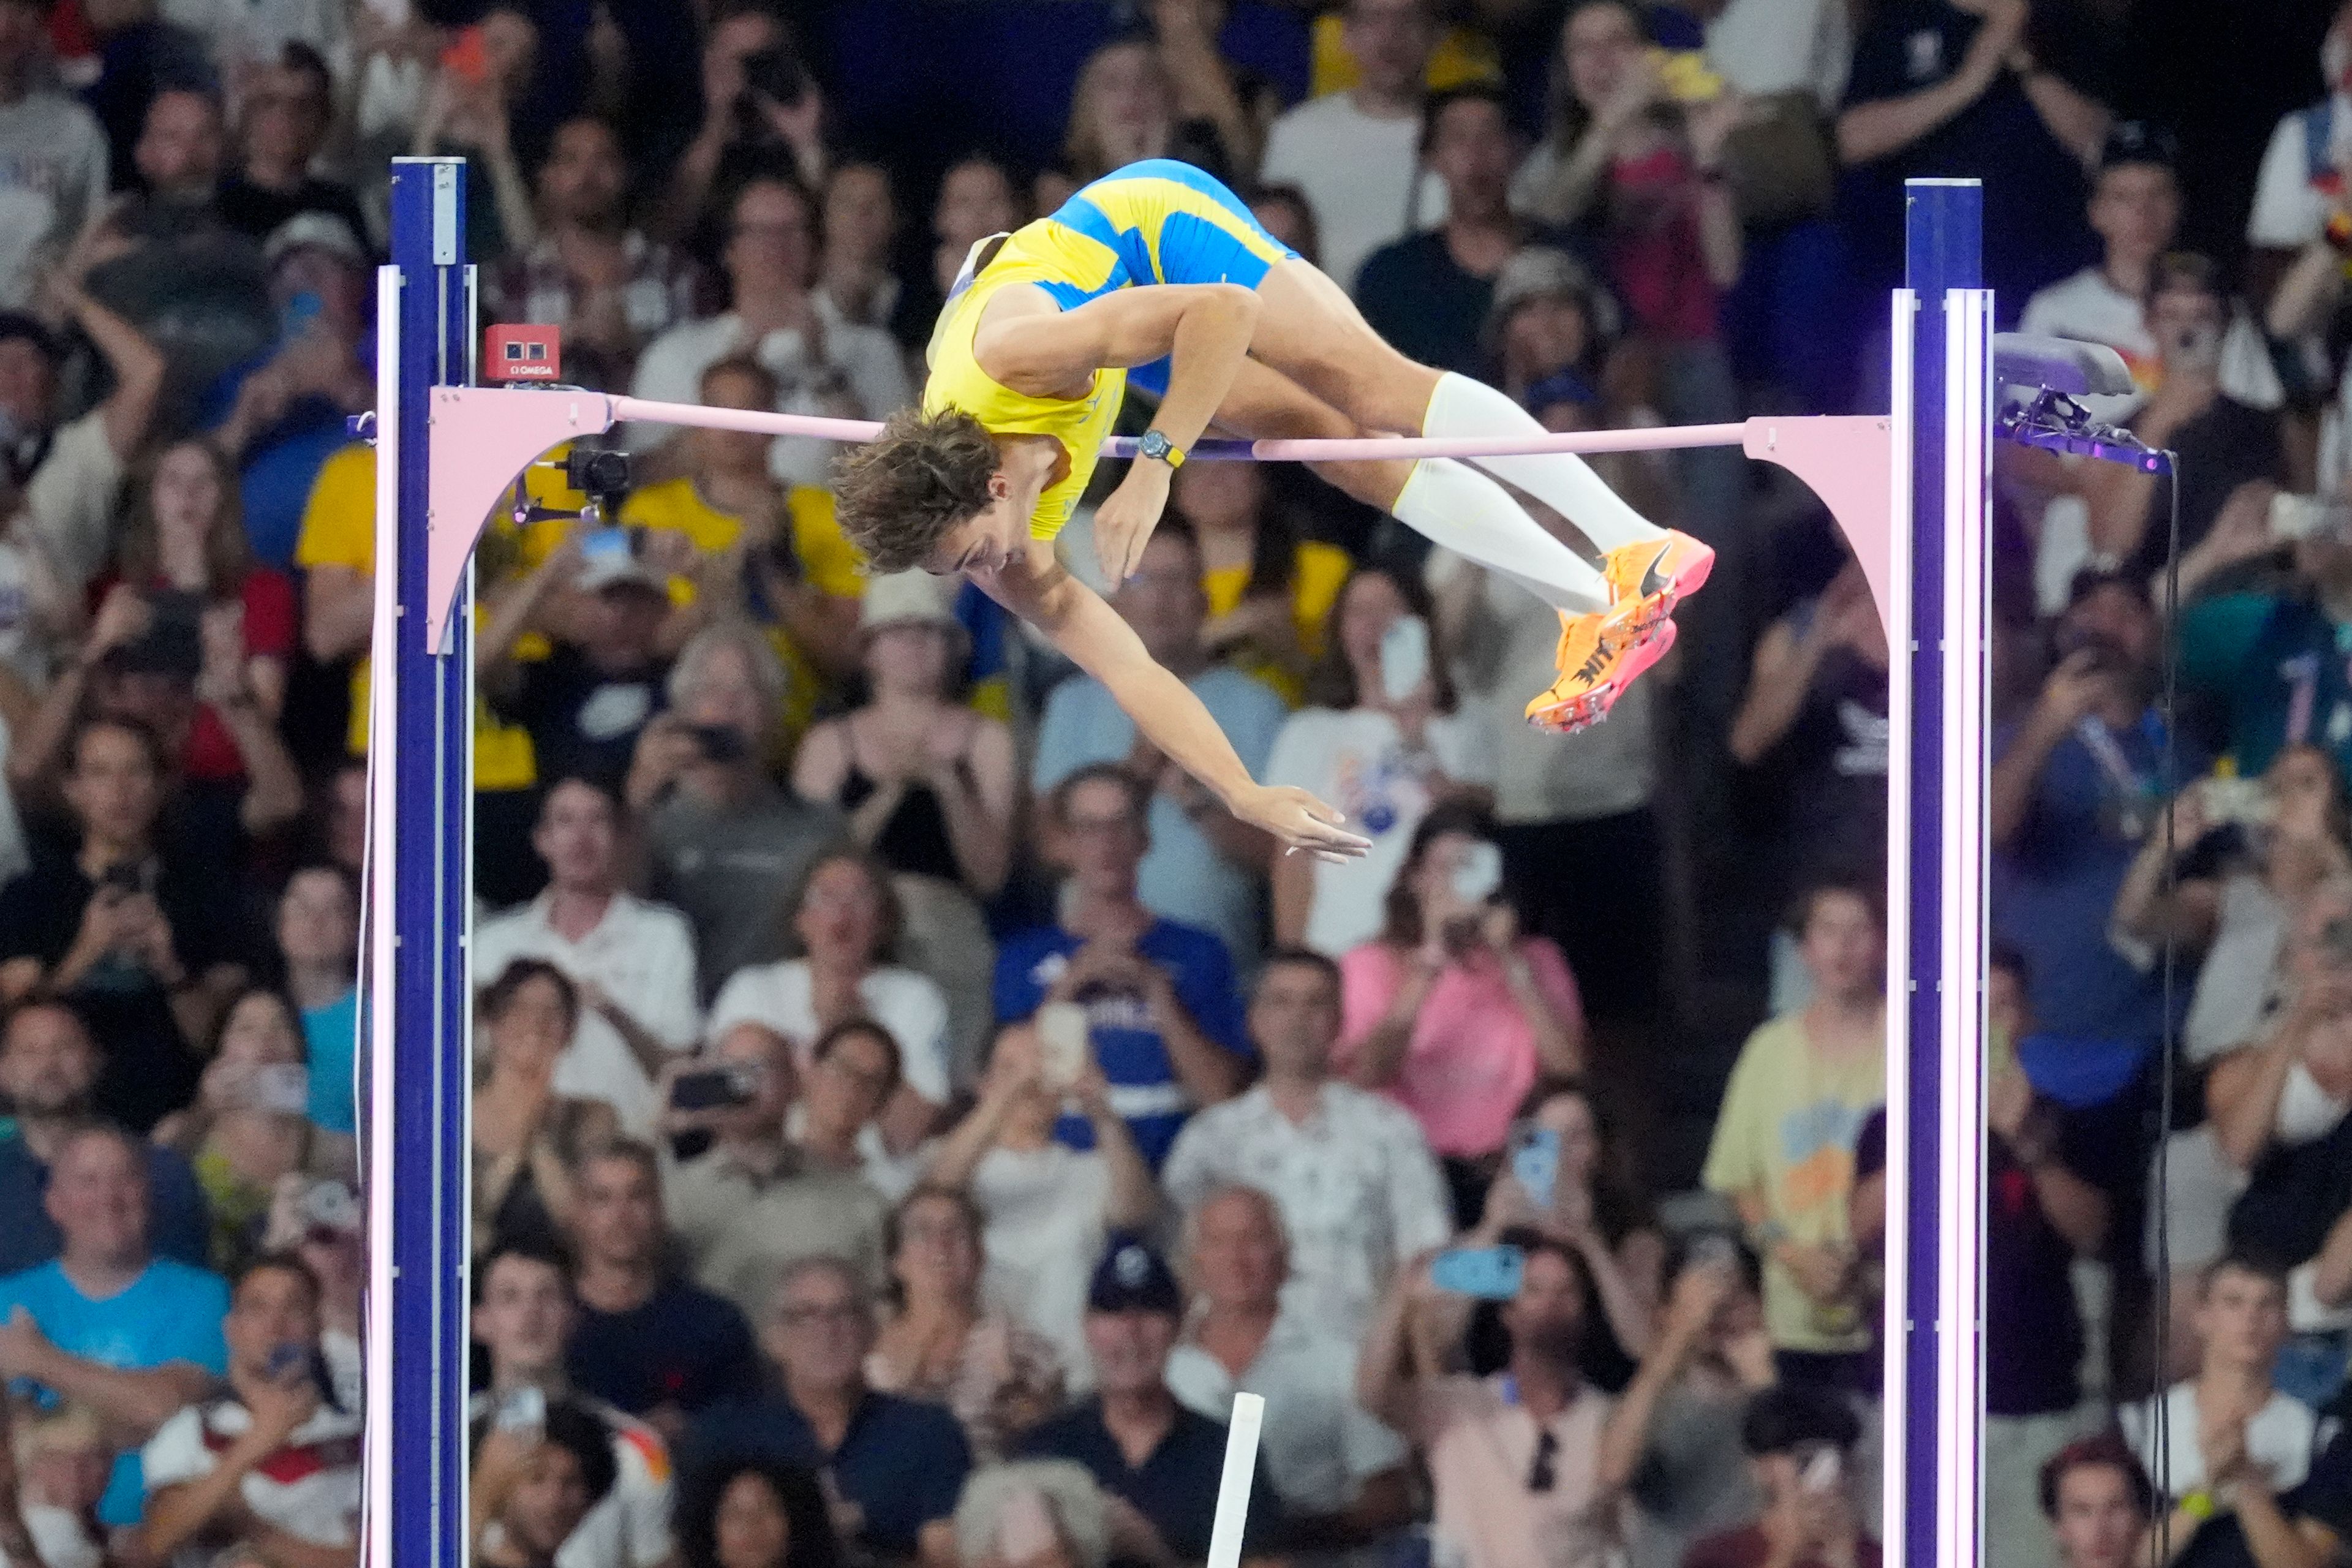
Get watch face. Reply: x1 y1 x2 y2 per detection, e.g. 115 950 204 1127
1140 432 1170 460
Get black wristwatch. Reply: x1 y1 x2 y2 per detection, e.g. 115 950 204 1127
1136 429 1187 470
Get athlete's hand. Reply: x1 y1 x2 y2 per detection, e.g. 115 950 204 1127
1229 783 1371 862
1095 462 1172 585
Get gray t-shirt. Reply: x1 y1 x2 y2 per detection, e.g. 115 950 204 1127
1628 1380 1760 1568
645 780 845 1002
0 91 108 310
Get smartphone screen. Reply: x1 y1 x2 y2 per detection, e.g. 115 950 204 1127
1036 1002 1090 1090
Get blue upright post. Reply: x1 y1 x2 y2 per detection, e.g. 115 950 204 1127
374 155 473 1568
1894 177 1992 1568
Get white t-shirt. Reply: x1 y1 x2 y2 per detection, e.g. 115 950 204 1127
0 1506 102 1568
1160 1082 1452 1337
466 1394 673 1568
2018 268 2281 413
472 892 703 1137
556 1407 672 1568
627 304 912 488
706 958 951 1105
2248 103 2339 251
2122 1383 2328 1499
142 1398 364 1566
1260 93 1446 292
25 410 127 594
1166 1307 1409 1520
0 93 108 312
1262 706 1491 956
1702 0 1850 107
960 1142 1114 1389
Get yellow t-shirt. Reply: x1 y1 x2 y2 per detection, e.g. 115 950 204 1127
1200 540 1351 708
615 478 867 601
1700 1014 1887 1354
295 442 582 791
1310 13 1501 97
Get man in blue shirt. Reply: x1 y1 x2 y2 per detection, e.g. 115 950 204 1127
1018 1240 1283 1563
995 764 1251 1167
1033 521 1286 967
681 1256 969 1564
0 1001 209 1275
1991 572 2188 1107
0 1125 230 1527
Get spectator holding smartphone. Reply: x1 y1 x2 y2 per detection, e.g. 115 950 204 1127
2071 254 2285 581
633 621 845 1003
1679 1387 1877 1568
1357 1231 1617 1568
469 1242 674 1568
921 1022 1159 1384
1336 804 1586 1221
993 765 1250 1167
131 1254 360 1568
658 1027 889 1324
1266 564 1490 958
153 988 332 1274
1597 1239 1777 1568
0 717 259 1133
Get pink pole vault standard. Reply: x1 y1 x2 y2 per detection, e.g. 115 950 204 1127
414 382 1893 650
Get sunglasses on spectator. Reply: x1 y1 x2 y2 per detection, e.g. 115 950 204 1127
1528 1429 1558 1494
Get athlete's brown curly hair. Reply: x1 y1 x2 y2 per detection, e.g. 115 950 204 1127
831 406 1002 573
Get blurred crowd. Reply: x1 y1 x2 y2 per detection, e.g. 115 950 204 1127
0 1 2346 1567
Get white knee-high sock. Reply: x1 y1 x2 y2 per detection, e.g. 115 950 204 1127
1392 458 1610 615
1425 372 1666 552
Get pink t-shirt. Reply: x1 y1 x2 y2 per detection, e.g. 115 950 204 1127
1407 1374 1618 1568
1335 937 1585 1158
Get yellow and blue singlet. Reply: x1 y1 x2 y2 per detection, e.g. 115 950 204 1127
922 159 1298 541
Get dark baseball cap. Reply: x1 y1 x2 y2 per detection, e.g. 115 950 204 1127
2099 121 2178 175
1086 1237 1182 1317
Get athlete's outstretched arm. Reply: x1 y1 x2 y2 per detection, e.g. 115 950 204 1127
977 551 1368 862
976 283 1261 584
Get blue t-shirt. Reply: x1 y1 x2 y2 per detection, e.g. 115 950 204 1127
680 1393 970 1556
992 917 1250 1167
1991 708 2194 1087
1031 667 1287 965
0 1258 230 1524
1017 1399 1283 1561
0 1134 211 1277
302 990 360 1137
566 1276 761 1420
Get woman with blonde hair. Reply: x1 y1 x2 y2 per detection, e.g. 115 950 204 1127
1061 37 1234 184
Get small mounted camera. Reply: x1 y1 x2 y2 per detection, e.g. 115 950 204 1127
565 446 631 503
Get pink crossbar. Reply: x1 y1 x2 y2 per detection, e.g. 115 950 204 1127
605 394 1747 460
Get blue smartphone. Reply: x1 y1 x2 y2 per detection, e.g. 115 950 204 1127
1430 1245 1526 1300
579 526 633 562
279 290 323 342
1511 1126 1560 1209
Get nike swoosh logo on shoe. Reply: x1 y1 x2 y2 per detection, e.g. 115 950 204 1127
1637 541 1674 599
